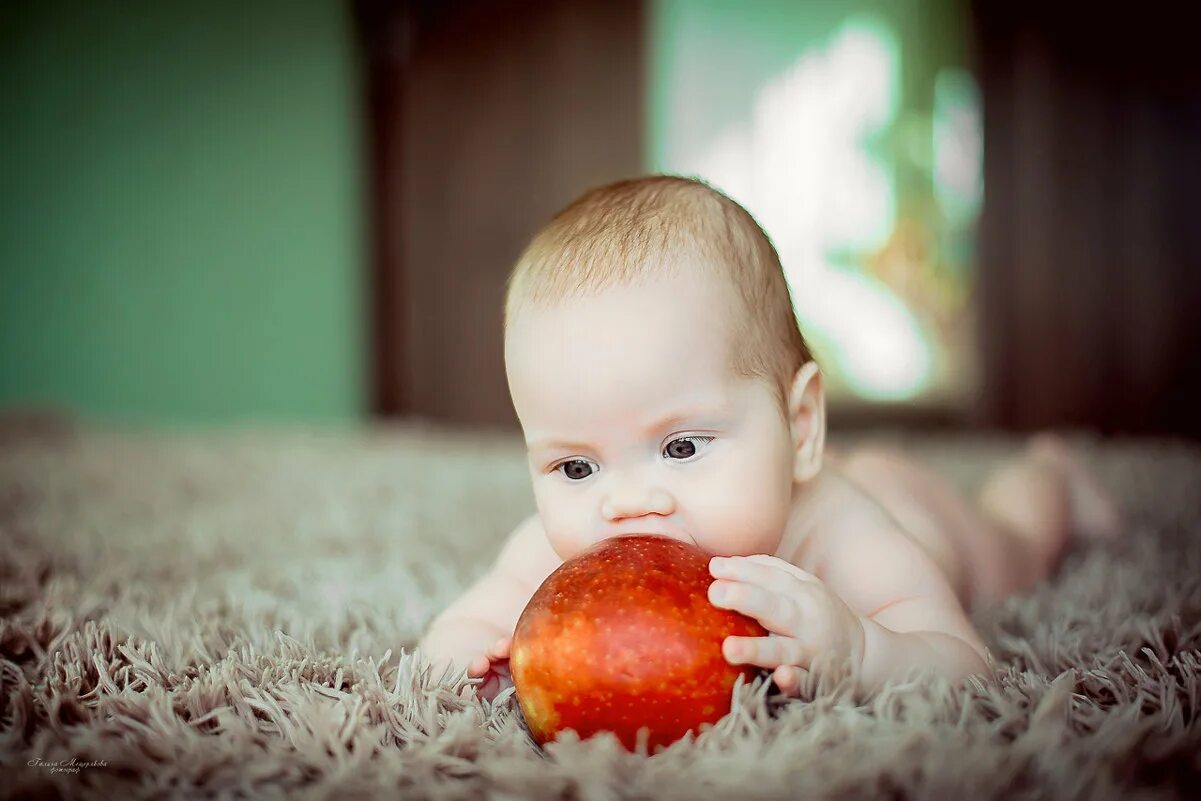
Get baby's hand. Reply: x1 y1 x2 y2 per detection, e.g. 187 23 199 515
467 635 513 702
708 554 866 698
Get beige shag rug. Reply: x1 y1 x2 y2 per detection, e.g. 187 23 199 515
0 417 1198 800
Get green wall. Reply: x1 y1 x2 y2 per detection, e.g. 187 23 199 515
0 0 366 425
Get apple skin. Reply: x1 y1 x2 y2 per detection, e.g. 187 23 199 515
509 534 768 753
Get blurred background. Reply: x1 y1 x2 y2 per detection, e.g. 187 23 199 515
2 0 1198 437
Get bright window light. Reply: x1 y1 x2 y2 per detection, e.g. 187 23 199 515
651 1 980 407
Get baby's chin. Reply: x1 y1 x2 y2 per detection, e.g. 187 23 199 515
551 531 695 559
547 519 787 561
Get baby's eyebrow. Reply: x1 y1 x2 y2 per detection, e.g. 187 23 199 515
527 436 594 454
527 406 725 454
643 408 718 436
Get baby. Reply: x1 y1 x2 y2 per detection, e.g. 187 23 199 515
418 175 1121 702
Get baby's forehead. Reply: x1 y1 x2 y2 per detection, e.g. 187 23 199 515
507 279 748 365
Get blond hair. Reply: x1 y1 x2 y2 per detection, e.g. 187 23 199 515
503 175 812 407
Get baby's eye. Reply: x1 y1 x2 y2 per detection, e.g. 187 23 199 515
663 435 715 461
554 458 598 480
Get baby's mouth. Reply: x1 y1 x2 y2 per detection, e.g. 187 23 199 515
607 528 695 547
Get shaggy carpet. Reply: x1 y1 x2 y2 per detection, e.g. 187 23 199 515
0 417 1198 800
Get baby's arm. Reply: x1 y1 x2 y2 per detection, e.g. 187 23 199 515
419 513 561 691
814 523 990 694
709 520 990 699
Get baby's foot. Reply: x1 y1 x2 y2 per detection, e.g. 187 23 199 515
1028 434 1123 542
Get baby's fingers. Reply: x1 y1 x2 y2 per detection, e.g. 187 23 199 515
772 665 807 698
466 654 491 678
486 635 512 661
722 634 809 669
710 579 804 637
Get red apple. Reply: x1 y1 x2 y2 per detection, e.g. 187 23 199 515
510 534 767 753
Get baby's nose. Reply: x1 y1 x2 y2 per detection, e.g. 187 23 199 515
601 479 674 520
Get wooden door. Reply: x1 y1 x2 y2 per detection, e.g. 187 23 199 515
357 0 646 427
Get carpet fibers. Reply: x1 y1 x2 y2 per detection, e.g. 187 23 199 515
1 420 1199 800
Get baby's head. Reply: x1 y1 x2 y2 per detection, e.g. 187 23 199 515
503 175 825 561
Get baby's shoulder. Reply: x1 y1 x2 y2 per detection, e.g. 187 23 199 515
494 513 563 590
778 468 901 574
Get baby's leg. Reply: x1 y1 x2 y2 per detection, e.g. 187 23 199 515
971 446 1073 602
952 433 1121 605
975 435 1121 586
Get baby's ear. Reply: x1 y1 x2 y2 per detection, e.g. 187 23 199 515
787 361 825 483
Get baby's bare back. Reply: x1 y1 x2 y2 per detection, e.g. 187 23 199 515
822 442 1093 611
811 447 988 608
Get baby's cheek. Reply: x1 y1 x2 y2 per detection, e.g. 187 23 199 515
531 494 564 552
689 477 790 555
715 449 792 535
537 503 593 560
